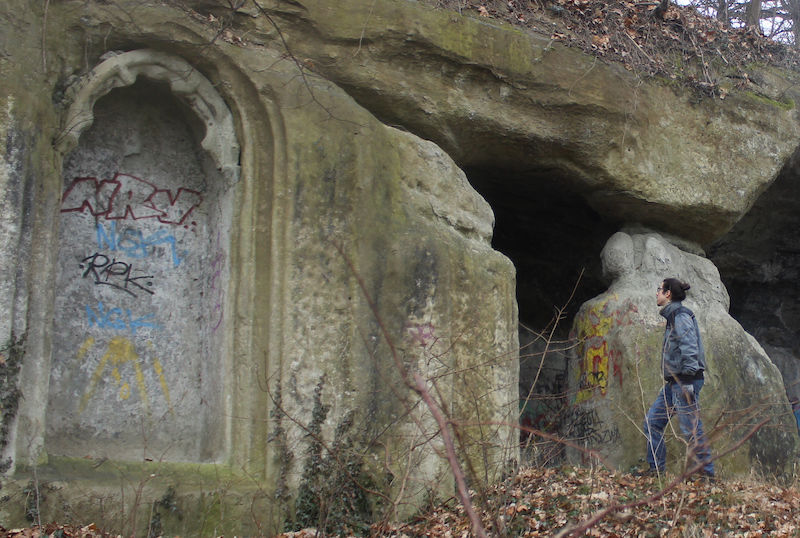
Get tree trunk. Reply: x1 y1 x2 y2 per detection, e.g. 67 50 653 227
745 0 762 29
790 0 800 47
716 0 729 25
653 0 669 18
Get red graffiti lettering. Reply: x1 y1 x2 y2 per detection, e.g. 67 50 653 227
60 177 119 216
61 173 203 226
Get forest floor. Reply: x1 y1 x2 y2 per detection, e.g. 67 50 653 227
374 465 800 537
5 465 800 536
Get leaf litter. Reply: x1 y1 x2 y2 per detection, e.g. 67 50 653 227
425 0 800 96
375 466 800 537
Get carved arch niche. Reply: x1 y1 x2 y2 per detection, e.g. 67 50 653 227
48 50 240 462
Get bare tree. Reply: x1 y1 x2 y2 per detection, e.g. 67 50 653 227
746 0 764 27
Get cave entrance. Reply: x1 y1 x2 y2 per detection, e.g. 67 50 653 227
709 150 800 404
465 166 621 462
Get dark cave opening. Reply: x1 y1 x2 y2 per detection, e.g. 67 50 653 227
464 151 800 461
708 150 800 402
464 166 621 460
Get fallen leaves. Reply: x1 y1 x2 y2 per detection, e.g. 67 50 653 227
427 0 800 97
380 466 800 537
9 468 800 536
591 34 610 49
0 523 121 537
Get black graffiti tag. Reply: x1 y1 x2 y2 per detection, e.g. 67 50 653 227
80 252 155 297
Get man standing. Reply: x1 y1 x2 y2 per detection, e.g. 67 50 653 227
790 397 800 436
641 278 715 479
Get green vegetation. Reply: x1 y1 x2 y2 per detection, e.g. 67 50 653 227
289 378 375 536
0 332 25 474
745 90 796 109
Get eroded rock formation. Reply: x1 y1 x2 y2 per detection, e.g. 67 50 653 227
1 0 800 534
566 231 796 474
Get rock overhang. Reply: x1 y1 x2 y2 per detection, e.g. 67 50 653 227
245 0 800 246
45 0 800 246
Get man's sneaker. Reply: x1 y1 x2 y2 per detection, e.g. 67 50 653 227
699 471 716 484
687 470 716 484
632 467 662 477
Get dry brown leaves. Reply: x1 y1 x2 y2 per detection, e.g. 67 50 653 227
5 468 800 536
378 466 800 537
428 0 800 95
0 523 121 538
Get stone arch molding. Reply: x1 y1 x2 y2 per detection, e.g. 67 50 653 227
55 49 240 184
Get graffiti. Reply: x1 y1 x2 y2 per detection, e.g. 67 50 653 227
85 302 161 335
406 322 436 347
520 394 566 435
77 335 171 414
564 405 622 448
79 252 154 297
519 367 568 440
96 221 186 267
61 173 203 226
573 295 637 404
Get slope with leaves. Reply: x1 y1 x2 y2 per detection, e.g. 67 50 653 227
424 0 800 97
5 466 800 536
376 466 800 537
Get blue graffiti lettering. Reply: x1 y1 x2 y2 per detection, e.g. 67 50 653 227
85 302 161 335
96 221 186 267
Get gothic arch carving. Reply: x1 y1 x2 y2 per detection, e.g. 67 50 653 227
55 49 240 184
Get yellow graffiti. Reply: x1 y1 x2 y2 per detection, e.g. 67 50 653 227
574 296 615 404
76 336 95 359
77 336 171 414
153 358 171 409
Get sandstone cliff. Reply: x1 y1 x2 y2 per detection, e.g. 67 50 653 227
1 0 800 534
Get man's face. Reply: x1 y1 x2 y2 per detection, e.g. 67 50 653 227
656 283 669 307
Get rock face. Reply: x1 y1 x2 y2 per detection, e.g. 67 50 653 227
1 0 800 534
566 231 796 474
0 5 518 534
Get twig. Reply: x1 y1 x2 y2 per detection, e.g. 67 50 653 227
626 30 655 63
568 56 597 97
520 269 583 426
251 1 362 126
467 420 613 468
32 465 42 528
413 372 487 538
355 0 378 56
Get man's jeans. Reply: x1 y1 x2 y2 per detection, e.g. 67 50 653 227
643 379 714 474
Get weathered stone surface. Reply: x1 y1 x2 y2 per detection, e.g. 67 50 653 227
566 231 796 474
2 0 800 533
50 71 234 462
0 1 518 533
251 0 800 245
